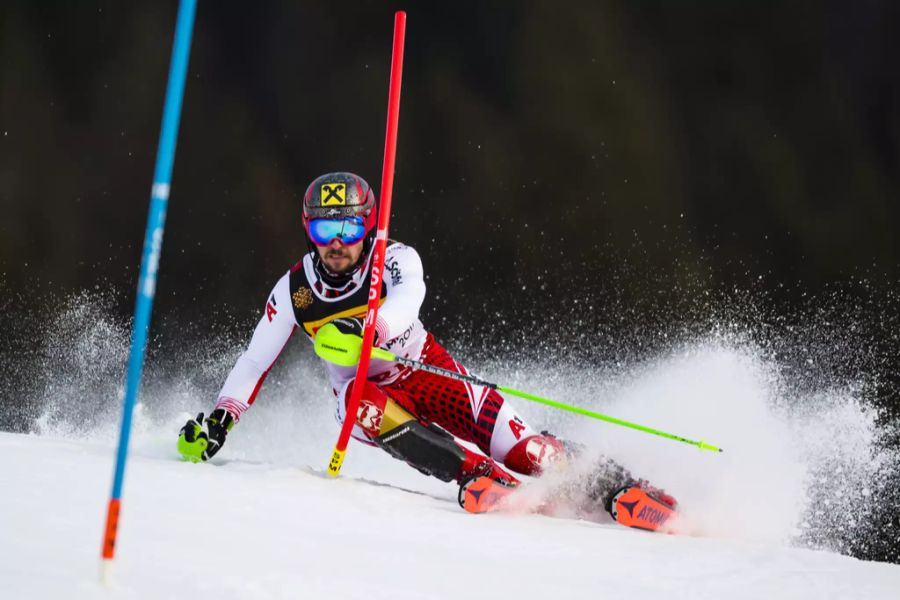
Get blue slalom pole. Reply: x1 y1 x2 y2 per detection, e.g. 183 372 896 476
101 0 197 571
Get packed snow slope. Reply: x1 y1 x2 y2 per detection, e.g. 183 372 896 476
3 291 899 598
3 418 899 599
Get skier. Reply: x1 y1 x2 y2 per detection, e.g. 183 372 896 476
177 171 677 530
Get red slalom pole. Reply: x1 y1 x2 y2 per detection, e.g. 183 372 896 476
327 10 407 476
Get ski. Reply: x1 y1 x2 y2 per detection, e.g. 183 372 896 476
459 475 518 513
459 476 680 533
606 485 678 532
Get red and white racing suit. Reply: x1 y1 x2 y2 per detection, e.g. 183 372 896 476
214 241 561 475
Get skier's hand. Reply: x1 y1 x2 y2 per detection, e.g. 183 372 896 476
177 409 235 463
330 316 379 345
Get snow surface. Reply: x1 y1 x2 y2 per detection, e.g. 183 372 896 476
4 299 898 599
2 431 899 600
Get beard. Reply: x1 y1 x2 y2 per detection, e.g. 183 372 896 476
321 247 359 274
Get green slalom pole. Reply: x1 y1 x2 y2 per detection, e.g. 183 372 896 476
314 323 723 453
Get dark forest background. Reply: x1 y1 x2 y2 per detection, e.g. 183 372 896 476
2 0 897 310
2 0 898 386
1 0 899 563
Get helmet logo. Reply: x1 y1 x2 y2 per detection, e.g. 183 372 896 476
321 183 346 206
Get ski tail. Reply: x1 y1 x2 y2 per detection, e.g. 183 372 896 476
606 485 678 532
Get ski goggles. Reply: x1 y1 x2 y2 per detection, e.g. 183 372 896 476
307 216 368 246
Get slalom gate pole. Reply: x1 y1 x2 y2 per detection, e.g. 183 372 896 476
100 0 197 577
314 323 724 453
327 10 407 477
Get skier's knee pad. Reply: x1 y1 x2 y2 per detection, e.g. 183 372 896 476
337 380 386 440
336 380 417 442
503 434 566 476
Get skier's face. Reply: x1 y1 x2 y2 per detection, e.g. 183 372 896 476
317 237 364 273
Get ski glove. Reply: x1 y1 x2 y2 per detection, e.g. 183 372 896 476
177 408 235 463
330 316 379 345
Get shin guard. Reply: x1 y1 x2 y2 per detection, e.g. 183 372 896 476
375 421 468 482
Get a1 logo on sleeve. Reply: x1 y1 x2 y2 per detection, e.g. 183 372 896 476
266 294 278 322
508 416 526 440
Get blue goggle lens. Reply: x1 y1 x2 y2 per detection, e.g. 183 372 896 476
308 217 367 246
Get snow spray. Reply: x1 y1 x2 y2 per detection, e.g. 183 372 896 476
2 280 898 563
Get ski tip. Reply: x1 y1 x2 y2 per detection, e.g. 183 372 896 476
459 476 515 514
608 486 678 532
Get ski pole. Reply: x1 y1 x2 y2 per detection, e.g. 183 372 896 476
100 0 197 581
315 323 724 453
326 10 407 477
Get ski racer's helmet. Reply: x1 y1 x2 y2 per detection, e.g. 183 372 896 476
302 172 377 275
302 172 376 240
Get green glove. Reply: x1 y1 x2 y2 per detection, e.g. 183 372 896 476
177 409 235 462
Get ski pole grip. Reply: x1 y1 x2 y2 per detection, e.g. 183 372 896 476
314 323 363 366
314 323 397 366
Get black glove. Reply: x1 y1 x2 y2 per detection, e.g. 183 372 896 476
330 316 379 345
177 408 235 462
